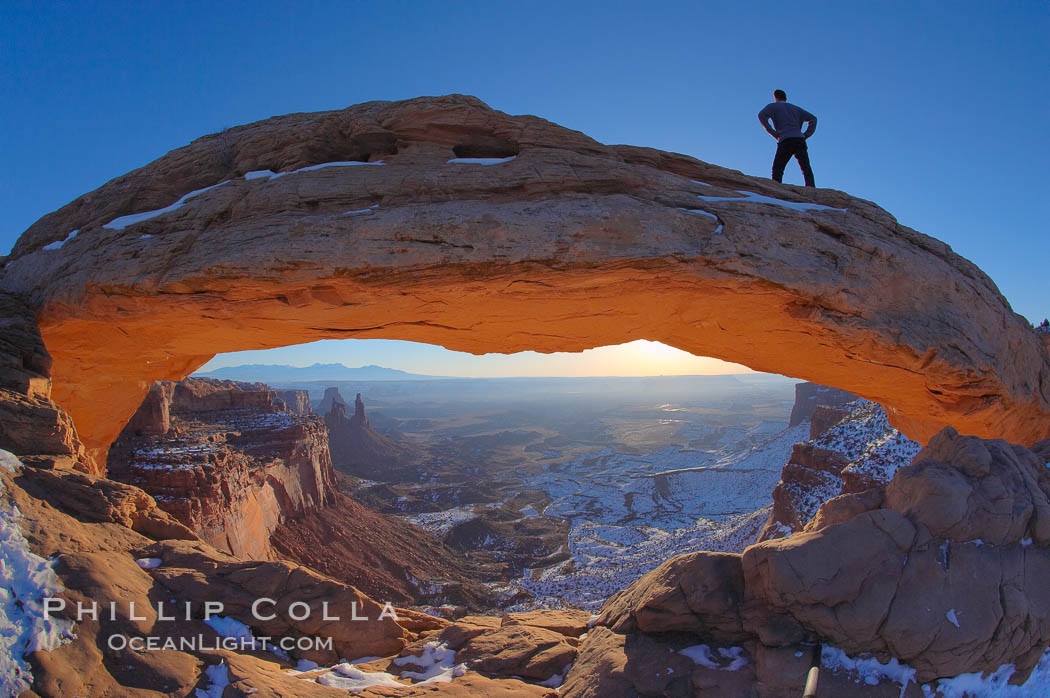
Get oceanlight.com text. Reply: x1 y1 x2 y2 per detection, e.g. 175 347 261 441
106 634 334 652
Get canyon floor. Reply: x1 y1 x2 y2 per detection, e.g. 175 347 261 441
261 374 800 611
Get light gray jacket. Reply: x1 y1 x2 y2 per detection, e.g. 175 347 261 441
758 102 817 141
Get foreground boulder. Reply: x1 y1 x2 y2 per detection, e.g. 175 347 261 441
137 539 410 664
18 466 198 541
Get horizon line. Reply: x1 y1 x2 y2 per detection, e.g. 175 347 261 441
192 366 795 381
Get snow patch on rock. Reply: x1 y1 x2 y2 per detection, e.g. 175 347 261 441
698 189 846 212
680 644 749 671
0 450 76 697
104 182 231 230
42 229 77 251
194 661 230 698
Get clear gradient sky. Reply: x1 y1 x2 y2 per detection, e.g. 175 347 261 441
3 1 1047 377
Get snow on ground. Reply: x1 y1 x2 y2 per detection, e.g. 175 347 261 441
316 664 405 692
446 156 517 165
822 644 1050 697
778 466 843 532
244 161 386 182
309 641 467 692
127 411 307 473
928 648 1050 697
103 161 387 230
407 506 483 535
538 662 571 687
815 399 920 484
203 614 291 661
392 641 466 683
129 440 222 472
680 644 749 671
246 161 389 181
194 661 231 698
696 188 847 212
822 644 916 691
501 422 808 610
103 181 231 229
0 450 75 696
204 615 255 643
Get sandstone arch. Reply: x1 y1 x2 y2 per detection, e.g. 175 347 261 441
2 95 1047 469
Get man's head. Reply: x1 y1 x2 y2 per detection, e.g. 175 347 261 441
773 89 787 102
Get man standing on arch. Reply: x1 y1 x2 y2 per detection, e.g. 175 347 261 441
758 89 817 187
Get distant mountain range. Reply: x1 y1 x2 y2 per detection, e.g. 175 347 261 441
193 362 797 388
193 363 441 383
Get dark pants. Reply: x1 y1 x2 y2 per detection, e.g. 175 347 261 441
772 137 815 187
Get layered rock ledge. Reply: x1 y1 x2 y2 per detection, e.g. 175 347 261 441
106 378 335 559
1 95 1047 465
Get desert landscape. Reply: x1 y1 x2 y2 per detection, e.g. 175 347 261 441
0 91 1048 697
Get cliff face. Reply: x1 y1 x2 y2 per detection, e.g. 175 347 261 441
107 378 335 559
275 389 311 414
759 394 921 542
107 379 491 607
0 292 94 472
3 95 1047 466
787 381 857 427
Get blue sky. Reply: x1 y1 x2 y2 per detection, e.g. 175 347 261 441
2 1 1047 376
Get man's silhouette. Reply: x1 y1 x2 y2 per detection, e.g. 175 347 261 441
758 89 817 187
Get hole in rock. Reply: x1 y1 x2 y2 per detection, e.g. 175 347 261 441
103 337 906 615
452 137 520 159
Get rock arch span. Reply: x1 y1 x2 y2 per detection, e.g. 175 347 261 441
2 95 1047 469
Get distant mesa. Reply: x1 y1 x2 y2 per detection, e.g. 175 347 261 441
318 386 349 415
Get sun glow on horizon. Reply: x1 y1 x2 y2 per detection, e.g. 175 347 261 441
198 338 756 378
